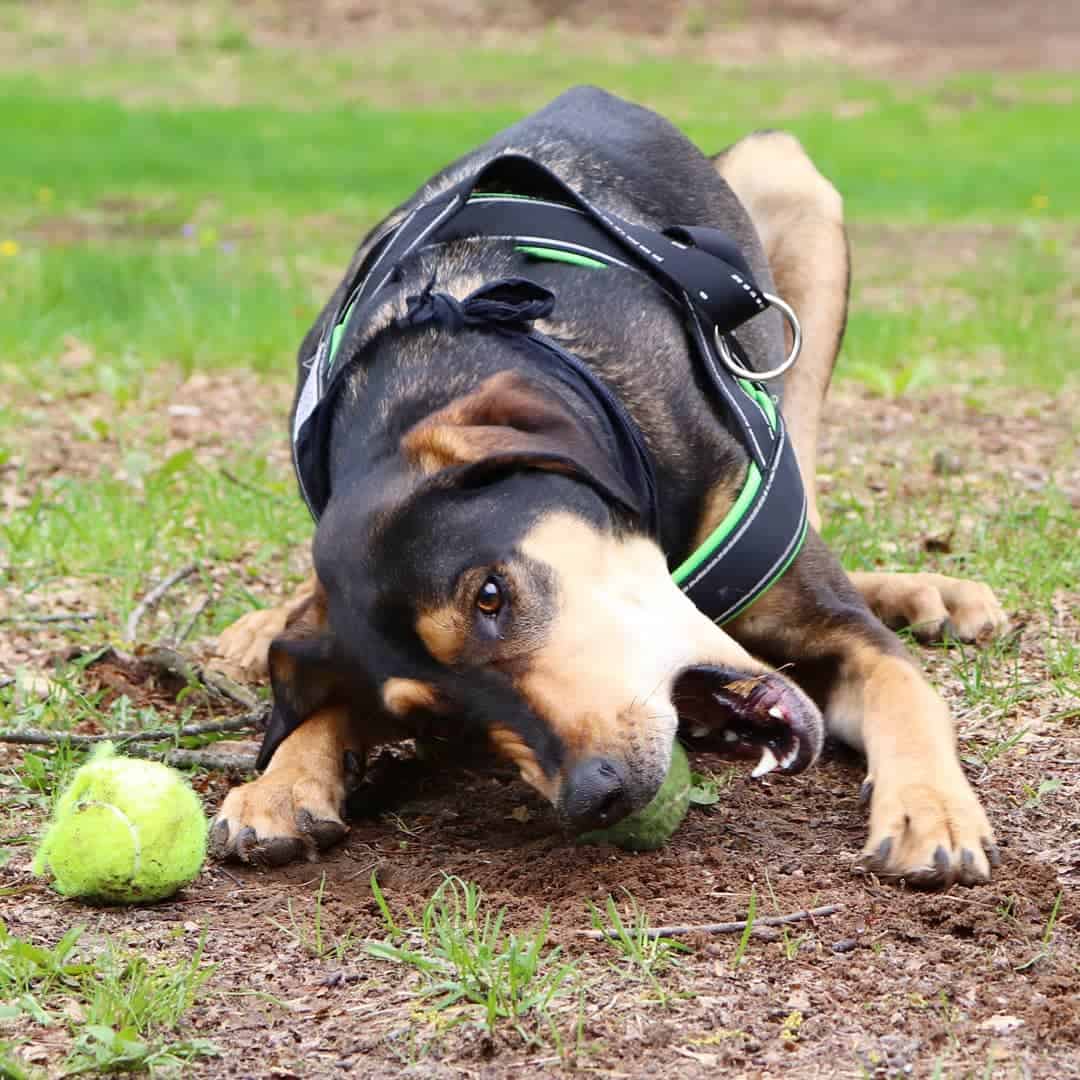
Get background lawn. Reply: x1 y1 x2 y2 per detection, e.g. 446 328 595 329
0 3 1077 1077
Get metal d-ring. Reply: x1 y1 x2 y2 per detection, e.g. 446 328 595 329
713 292 803 382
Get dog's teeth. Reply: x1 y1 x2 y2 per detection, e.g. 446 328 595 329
768 705 784 720
690 723 709 738
752 747 780 778
780 739 801 770
723 730 739 744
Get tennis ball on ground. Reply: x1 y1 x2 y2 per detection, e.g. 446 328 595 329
578 740 691 851
33 743 207 904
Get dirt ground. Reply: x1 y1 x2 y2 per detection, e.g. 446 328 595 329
2 365 1077 1078
2 5 1078 1073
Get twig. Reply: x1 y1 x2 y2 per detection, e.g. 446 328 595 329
125 745 258 771
171 593 212 646
139 646 259 709
578 903 842 940
221 468 289 503
125 563 197 642
0 709 267 748
0 613 99 625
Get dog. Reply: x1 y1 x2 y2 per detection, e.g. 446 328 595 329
210 87 1007 887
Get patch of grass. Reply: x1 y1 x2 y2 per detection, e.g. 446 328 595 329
0 923 216 1072
0 442 309 642
586 892 688 1005
731 887 758 970
366 875 577 1041
274 873 361 962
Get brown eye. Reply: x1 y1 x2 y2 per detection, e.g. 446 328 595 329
476 576 503 617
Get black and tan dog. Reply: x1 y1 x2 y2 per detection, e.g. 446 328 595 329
211 87 1007 887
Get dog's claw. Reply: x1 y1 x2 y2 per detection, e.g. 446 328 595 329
858 776 874 809
983 838 1002 868
297 809 348 851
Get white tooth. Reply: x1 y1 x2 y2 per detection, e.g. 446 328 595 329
724 730 739 743
781 739 801 769
768 705 784 720
752 747 780 778
690 723 709 739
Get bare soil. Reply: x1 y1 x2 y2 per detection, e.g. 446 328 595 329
2 361 1078 1077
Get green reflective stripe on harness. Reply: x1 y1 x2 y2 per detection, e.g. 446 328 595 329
516 245 608 270
671 378 806 623
321 198 805 624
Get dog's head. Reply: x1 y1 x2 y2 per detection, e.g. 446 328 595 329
269 369 823 832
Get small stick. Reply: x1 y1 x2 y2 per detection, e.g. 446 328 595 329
126 745 258 771
221 468 289 503
138 646 259 710
125 563 197 642
0 613 99 625
578 903 841 940
171 593 212 646
0 710 267 748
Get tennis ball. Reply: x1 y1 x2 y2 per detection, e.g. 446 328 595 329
32 744 207 904
578 740 691 851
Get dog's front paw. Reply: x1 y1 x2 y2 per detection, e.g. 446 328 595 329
210 766 347 866
852 572 1009 645
855 766 999 888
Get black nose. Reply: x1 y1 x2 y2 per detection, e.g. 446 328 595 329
563 757 632 832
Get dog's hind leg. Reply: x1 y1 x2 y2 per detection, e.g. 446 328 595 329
713 130 848 534
714 133 1008 644
215 573 318 681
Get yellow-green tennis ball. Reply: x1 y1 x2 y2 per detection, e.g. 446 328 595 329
32 744 207 904
578 740 691 851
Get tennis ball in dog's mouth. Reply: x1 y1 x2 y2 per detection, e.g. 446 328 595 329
577 740 691 851
33 743 207 904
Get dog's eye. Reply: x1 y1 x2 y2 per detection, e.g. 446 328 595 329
475 576 504 617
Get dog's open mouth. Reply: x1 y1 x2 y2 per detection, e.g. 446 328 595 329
673 665 823 777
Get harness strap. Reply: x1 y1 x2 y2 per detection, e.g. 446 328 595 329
291 151 808 630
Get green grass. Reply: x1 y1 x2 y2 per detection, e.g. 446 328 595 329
0 922 216 1074
365 874 577 1042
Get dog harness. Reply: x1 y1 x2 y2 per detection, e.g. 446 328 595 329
292 154 808 626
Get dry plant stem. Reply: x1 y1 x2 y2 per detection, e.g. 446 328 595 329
0 711 266 748
578 903 842 940
0 613 99 625
125 562 198 641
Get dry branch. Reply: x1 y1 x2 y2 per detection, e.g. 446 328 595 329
579 903 842 940
125 563 197 641
0 709 266 749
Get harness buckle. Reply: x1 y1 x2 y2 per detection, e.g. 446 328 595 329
713 292 802 382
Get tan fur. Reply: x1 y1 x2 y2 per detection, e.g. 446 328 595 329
849 571 1009 643
382 677 442 717
415 606 468 665
715 131 847 533
213 573 318 680
829 642 994 883
489 725 559 803
211 707 352 860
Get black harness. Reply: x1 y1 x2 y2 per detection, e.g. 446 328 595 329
292 153 808 626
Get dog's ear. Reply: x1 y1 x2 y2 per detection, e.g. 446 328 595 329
259 583 350 770
401 370 641 514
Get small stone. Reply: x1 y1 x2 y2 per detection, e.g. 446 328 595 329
831 938 857 954
979 1015 1024 1036
933 449 963 476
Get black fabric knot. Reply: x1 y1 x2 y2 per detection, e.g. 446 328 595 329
397 277 556 335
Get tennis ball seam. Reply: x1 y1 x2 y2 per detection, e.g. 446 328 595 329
78 800 142 877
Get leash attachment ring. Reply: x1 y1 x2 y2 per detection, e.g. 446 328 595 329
713 291 802 382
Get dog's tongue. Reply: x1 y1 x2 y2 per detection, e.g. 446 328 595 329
673 666 824 777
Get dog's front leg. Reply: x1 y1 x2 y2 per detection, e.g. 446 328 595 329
729 534 998 886
210 706 352 865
